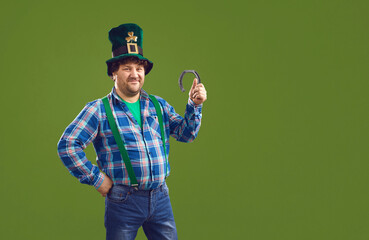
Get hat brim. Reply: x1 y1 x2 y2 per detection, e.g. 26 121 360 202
106 53 153 76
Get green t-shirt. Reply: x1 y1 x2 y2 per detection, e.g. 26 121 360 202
120 97 142 128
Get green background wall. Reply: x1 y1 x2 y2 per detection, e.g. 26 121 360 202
1 0 368 239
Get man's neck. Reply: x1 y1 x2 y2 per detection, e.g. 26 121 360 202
115 88 140 103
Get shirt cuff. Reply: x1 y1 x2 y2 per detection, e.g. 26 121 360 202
93 172 105 189
188 98 203 115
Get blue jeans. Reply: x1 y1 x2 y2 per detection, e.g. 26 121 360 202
105 182 178 240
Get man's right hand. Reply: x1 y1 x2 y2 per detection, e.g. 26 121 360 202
97 175 113 197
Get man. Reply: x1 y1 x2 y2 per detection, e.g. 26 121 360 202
57 23 206 240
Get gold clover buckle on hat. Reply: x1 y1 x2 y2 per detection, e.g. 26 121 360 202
126 32 139 54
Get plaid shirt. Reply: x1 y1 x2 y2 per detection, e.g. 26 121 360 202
57 88 202 190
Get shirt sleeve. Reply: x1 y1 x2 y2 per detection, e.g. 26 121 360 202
57 100 105 189
161 97 203 143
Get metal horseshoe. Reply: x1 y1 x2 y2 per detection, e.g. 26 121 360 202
178 70 201 92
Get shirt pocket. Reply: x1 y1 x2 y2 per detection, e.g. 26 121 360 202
145 114 162 139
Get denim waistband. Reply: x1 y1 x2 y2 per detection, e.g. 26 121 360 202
110 182 167 196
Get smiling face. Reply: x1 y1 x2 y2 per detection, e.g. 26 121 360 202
112 62 145 101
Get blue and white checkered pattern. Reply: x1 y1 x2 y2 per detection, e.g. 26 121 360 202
57 88 202 190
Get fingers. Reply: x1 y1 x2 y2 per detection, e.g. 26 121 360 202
188 78 206 105
99 187 111 197
192 87 206 99
193 78 198 87
189 78 198 92
190 83 207 105
191 84 206 97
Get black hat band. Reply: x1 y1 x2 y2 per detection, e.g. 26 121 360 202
112 44 143 57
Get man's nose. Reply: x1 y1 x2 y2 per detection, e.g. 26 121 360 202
130 69 139 78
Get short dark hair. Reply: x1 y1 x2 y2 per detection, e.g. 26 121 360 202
107 56 149 78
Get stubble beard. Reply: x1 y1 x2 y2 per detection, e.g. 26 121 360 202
120 81 142 98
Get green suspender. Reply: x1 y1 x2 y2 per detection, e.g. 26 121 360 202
102 95 168 187
148 95 169 177
102 96 138 186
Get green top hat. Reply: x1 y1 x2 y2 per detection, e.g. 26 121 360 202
106 23 153 76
